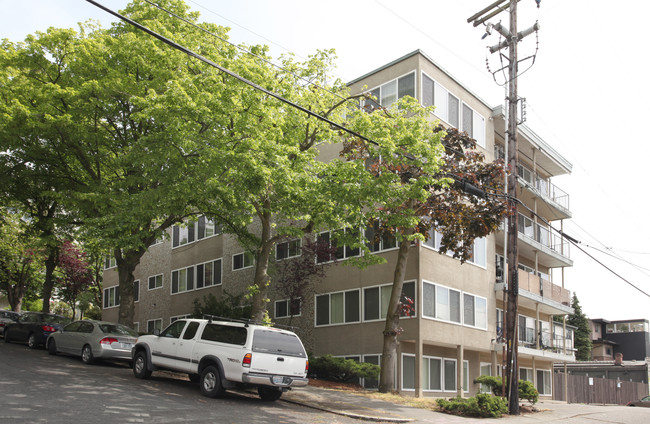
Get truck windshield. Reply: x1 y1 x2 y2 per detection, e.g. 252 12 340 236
252 329 306 358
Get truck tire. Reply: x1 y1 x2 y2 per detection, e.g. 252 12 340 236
200 365 225 398
133 351 152 379
258 386 283 402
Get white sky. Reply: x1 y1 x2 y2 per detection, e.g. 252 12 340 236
2 0 649 321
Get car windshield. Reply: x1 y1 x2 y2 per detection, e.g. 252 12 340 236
99 324 139 337
46 315 72 325
252 329 306 358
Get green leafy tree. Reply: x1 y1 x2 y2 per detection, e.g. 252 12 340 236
0 208 44 311
0 0 263 326
343 101 508 392
567 292 592 361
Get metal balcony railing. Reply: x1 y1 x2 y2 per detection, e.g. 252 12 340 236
517 164 570 210
496 321 575 355
518 213 570 259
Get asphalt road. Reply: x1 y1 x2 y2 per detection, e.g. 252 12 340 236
0 339 359 424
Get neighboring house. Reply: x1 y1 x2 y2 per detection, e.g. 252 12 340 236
554 359 649 385
102 50 575 398
590 318 650 361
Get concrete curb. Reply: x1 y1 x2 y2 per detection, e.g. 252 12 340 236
280 397 415 423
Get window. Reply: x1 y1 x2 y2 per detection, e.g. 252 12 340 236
444 359 457 392
104 255 116 270
423 227 443 250
315 289 360 326
421 357 442 391
463 293 487 329
364 281 415 321
232 251 254 270
362 355 381 389
147 319 162 334
103 286 119 308
480 363 492 393
171 266 195 294
133 280 140 303
365 72 415 110
148 274 163 290
316 229 361 263
201 323 248 345
172 221 195 248
403 355 459 392
467 237 487 267
421 73 485 147
276 239 301 260
435 284 461 323
519 315 536 346
196 259 222 289
170 314 190 324
160 320 186 338
197 216 221 240
365 223 397 253
536 369 552 395
275 298 301 318
402 354 416 390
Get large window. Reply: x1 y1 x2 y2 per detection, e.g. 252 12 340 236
463 293 487 329
536 369 552 395
171 266 195 294
196 259 222 288
276 239 301 260
423 229 486 267
172 216 221 248
316 229 361 263
103 286 119 309
364 281 415 321
365 222 397 253
402 355 467 392
423 281 487 329
421 73 485 148
365 72 415 110
315 290 360 326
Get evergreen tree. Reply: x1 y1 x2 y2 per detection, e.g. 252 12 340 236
566 293 592 361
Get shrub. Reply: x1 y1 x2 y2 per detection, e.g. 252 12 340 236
474 375 539 405
437 394 507 418
308 354 380 383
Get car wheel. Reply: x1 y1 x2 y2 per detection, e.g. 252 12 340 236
258 386 283 402
48 339 57 355
81 345 95 364
188 373 200 383
27 333 38 349
200 365 225 398
133 351 152 379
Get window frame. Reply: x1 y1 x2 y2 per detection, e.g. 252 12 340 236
365 71 416 110
314 289 361 327
148 273 163 291
276 238 302 261
196 258 222 289
146 318 163 334
363 281 416 322
103 286 119 309
171 265 195 295
232 251 255 271
274 298 302 319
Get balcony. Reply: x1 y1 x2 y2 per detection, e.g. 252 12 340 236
517 164 571 220
517 213 573 268
495 320 576 362
495 269 572 316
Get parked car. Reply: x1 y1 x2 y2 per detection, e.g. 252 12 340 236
0 310 21 337
627 395 650 407
4 312 71 348
47 320 138 364
132 317 309 401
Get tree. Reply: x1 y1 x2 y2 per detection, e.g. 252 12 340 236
54 241 94 319
566 292 592 361
0 209 44 311
343 100 508 392
0 0 258 326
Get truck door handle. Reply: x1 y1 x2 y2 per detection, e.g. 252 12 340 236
277 357 284 362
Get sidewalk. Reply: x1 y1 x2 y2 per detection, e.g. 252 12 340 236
281 386 645 423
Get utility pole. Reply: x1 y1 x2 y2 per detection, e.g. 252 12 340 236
468 0 540 416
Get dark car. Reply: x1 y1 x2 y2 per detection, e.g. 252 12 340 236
4 312 72 348
47 320 138 364
0 310 21 337
627 395 650 407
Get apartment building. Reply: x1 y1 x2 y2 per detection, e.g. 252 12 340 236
102 50 575 398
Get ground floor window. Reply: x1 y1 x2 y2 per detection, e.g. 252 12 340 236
402 355 468 392
147 318 162 334
536 369 552 395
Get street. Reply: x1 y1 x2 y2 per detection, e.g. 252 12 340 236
0 340 358 424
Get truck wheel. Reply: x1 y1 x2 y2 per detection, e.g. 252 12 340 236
258 387 282 402
200 365 225 398
133 351 152 379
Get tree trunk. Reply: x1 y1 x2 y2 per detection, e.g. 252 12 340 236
378 227 413 393
250 212 274 323
116 248 143 328
41 247 58 314
7 284 24 313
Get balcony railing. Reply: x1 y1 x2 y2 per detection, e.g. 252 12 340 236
518 213 570 259
517 164 570 210
496 321 575 355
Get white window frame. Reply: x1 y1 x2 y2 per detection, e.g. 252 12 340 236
479 362 493 393
274 298 302 319
104 255 117 270
196 258 222 289
365 223 398 253
147 318 163 334
103 286 119 309
363 281 416 322
170 314 190 324
133 280 140 303
463 293 488 330
232 251 255 271
365 71 416 109
276 238 302 260
314 289 360 327
171 266 195 295
536 369 552 396
148 273 163 291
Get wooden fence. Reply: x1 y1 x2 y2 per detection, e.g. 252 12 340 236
554 372 648 405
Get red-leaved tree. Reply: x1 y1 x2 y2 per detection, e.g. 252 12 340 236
55 241 93 319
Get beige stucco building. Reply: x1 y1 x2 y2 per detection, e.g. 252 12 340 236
102 50 575 398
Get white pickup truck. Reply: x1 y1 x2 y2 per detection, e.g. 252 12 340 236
131 318 309 401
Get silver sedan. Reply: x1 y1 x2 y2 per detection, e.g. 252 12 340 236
47 320 138 364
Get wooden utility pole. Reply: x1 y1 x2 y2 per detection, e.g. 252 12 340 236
468 0 540 415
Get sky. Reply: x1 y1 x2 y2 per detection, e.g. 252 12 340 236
2 0 649 322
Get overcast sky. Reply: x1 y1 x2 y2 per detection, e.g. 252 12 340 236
2 0 649 322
